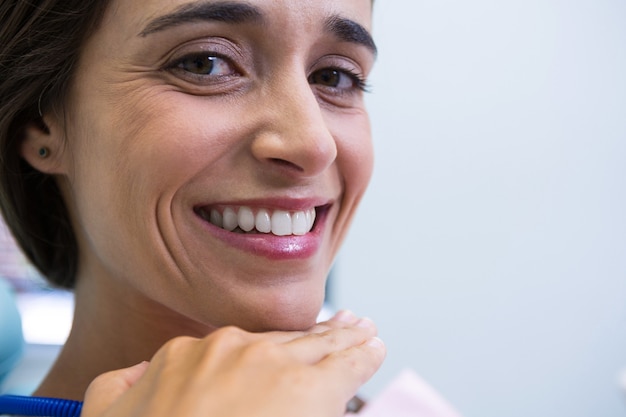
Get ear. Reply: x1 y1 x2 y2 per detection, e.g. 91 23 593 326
20 115 68 175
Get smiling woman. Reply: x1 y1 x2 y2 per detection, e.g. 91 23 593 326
0 0 384 416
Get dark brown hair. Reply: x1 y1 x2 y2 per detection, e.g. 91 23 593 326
0 1 110 288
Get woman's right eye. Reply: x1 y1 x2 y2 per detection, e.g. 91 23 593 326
167 53 238 79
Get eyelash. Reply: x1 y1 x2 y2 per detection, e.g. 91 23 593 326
352 72 371 93
312 66 371 93
163 52 371 94
164 52 238 80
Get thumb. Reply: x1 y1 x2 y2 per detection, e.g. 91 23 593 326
81 361 149 417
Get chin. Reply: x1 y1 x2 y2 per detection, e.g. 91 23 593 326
230 291 325 332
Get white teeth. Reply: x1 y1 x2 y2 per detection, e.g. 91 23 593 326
202 206 317 236
237 206 255 232
271 210 292 236
222 207 238 231
306 209 316 231
291 211 308 236
255 209 271 233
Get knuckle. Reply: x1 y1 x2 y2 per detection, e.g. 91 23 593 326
309 323 332 334
241 339 282 362
209 325 247 345
161 335 196 354
314 329 341 348
196 326 250 363
153 335 197 363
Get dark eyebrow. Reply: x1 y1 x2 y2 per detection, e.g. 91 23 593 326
139 1 263 37
324 15 378 57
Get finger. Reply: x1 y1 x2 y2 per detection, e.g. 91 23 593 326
306 310 363 334
318 337 387 401
248 310 364 345
192 311 371 359
283 317 378 364
324 309 361 326
81 361 149 417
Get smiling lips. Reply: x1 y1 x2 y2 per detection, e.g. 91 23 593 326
197 206 317 236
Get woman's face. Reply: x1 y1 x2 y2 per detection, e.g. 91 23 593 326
57 0 375 331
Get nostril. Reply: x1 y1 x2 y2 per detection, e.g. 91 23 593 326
268 158 304 172
250 125 336 177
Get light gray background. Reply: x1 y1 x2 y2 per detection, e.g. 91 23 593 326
333 1 626 416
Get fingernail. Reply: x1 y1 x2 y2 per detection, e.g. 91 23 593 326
366 337 385 349
332 309 357 323
356 317 375 329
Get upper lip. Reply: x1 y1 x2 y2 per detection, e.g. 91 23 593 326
193 196 334 212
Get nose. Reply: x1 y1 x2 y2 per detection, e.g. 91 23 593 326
250 75 337 178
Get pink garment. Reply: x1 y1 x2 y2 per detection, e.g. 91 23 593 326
353 369 463 417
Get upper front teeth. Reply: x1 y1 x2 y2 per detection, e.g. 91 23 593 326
202 206 316 236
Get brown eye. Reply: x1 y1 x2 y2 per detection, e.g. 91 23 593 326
178 55 216 74
309 69 342 87
308 67 368 92
172 54 235 76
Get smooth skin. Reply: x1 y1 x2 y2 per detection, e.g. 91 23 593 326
20 0 382 414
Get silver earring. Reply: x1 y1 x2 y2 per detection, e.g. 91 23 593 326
38 147 49 158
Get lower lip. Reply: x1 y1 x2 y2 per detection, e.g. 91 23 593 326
194 208 329 260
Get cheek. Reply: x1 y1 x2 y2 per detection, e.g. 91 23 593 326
64 89 242 267
335 113 374 197
94 91 242 194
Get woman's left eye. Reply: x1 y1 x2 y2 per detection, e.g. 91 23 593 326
169 53 236 77
308 68 368 92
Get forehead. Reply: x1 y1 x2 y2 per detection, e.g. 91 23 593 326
103 0 373 40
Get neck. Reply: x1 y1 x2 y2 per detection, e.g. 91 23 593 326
34 271 215 400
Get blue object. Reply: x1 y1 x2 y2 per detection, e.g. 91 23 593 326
0 279 24 387
0 395 83 417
